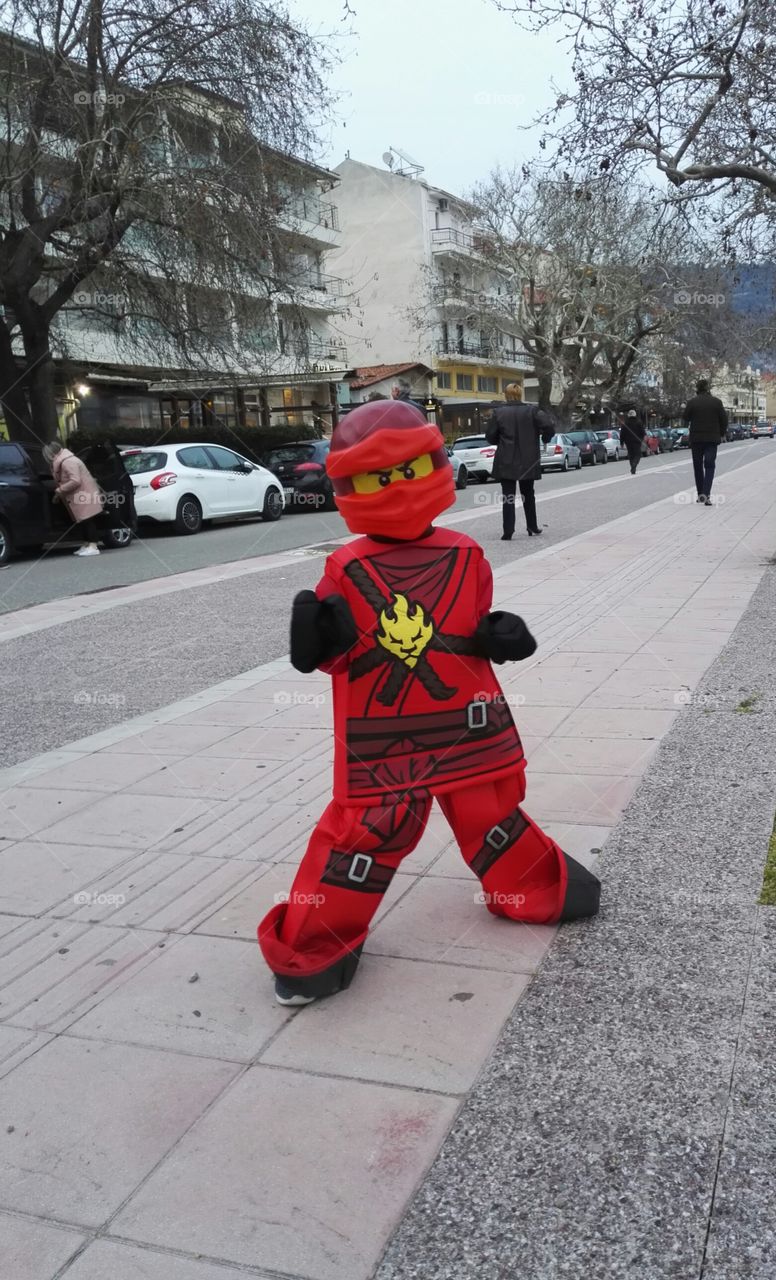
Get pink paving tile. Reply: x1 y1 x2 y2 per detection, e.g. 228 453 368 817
112 1066 458 1280
1 921 171 1031
103 723 241 755
0 1037 236 1226
553 706 676 740
36 792 218 850
526 770 638 825
124 754 284 801
261 954 528 1092
0 838 139 917
528 735 659 777
0 788 96 842
0 1213 84 1280
68 932 291 1060
368 877 556 973
63 1240 273 1280
27 752 170 792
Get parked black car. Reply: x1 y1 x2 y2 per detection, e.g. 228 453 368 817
0 439 137 565
263 440 336 511
726 423 744 442
566 429 608 465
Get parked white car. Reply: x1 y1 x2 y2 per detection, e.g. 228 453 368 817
595 429 628 460
449 435 496 481
123 444 284 534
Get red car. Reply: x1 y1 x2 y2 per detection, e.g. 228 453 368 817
643 431 660 456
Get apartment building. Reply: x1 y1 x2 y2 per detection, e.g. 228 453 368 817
328 154 532 432
0 34 350 441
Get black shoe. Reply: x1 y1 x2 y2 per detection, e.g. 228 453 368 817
704 495 712 506
501 533 513 541
559 853 601 921
696 495 705 503
527 526 542 536
275 979 316 1006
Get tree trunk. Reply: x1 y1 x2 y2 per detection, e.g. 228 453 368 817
22 324 60 443
0 322 34 443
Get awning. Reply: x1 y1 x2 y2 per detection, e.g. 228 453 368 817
147 367 354 393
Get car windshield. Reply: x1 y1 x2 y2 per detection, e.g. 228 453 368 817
122 450 167 474
594 431 611 440
567 431 590 443
452 437 487 450
265 445 317 468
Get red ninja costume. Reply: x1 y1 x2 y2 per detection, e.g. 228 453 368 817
259 400 600 1001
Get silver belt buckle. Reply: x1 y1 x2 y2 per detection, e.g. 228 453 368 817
486 824 509 851
348 853 373 884
467 699 488 730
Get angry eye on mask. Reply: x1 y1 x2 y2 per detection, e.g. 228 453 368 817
351 453 434 495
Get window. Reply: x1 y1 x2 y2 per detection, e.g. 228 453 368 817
206 446 245 471
123 451 168 475
478 376 498 393
436 372 452 389
0 444 30 477
457 374 473 391
177 446 213 469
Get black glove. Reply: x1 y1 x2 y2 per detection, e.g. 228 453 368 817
290 590 357 673
473 610 537 664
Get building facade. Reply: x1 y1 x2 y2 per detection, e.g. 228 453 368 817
328 155 532 433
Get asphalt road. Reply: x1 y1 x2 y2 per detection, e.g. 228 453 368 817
0 439 770 615
1 439 771 769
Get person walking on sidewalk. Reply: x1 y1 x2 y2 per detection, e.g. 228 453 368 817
683 379 728 505
620 409 646 474
485 384 555 539
42 441 104 556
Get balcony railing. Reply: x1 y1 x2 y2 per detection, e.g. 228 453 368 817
306 336 348 361
290 198 340 232
299 273 346 298
436 340 533 369
430 227 494 256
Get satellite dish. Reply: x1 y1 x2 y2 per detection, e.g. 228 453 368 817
382 151 395 169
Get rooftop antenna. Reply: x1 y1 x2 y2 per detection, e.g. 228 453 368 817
384 146 424 178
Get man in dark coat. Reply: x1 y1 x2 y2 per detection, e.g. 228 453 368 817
485 384 555 539
620 408 646 474
683 379 728 505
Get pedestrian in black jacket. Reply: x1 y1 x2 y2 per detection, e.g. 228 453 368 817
485 384 555 539
620 409 646 474
683 379 728 505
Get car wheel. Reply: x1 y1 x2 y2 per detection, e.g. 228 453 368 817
321 484 337 511
174 495 202 534
591 452 597 465
561 456 569 472
576 455 582 469
262 486 283 522
0 520 12 566
102 525 133 549
601 451 607 464
456 465 468 490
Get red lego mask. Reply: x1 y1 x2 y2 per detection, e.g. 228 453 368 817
326 401 454 539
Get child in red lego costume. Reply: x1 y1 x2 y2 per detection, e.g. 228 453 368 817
259 401 600 1004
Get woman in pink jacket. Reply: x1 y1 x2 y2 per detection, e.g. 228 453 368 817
42 441 104 556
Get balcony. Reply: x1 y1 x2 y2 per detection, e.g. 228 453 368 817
282 197 341 247
430 227 495 258
436 340 533 370
431 281 510 311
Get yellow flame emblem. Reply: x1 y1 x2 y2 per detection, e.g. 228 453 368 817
376 594 433 668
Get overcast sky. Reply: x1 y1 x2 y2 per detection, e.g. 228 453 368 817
288 0 571 196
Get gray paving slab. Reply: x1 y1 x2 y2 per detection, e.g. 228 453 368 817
374 565 776 1280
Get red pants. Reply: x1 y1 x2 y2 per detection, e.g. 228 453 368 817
258 768 596 993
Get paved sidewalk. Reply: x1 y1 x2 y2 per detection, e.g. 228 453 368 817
1 453 775 1280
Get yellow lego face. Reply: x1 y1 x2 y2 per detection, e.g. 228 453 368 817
351 453 434 495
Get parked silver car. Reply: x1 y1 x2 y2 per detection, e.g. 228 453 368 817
540 434 582 472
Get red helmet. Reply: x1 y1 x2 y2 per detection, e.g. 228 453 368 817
326 400 454 538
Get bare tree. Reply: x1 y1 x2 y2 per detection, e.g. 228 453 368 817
0 1 335 443
452 171 699 418
495 0 776 235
